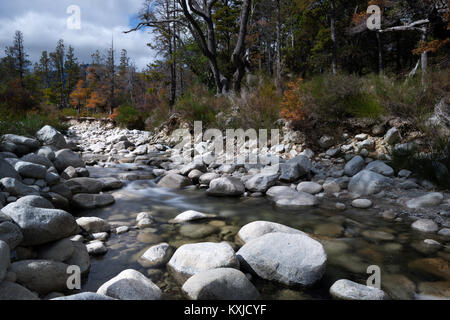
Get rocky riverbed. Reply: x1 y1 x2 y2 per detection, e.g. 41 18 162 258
0 120 449 300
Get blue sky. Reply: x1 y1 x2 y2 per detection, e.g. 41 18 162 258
0 0 156 70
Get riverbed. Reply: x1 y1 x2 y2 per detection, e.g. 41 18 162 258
77 163 449 300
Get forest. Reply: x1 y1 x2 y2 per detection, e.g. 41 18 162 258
0 0 448 134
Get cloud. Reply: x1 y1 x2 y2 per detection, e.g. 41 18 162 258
0 0 156 70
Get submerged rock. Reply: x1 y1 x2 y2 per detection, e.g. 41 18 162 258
330 279 388 300
237 232 327 287
206 177 245 197
157 173 191 189
406 193 444 209
182 268 259 300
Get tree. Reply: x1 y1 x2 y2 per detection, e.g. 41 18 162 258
65 45 80 105
105 39 116 114
50 40 66 108
69 79 88 113
5 31 31 88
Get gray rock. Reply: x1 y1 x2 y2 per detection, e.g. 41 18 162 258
323 181 341 194
172 210 216 223
0 281 39 300
37 238 74 262
0 178 40 197
330 279 388 300
50 183 72 199
72 193 115 209
97 269 162 300
279 155 311 182
398 169 412 178
76 217 111 233
206 177 245 197
86 241 108 256
36 125 67 149
45 172 60 186
0 220 23 249
66 241 90 275
411 219 439 233
66 177 104 194
54 149 85 172
237 221 306 244
168 242 239 284
2 134 40 154
348 170 393 196
199 173 220 185
274 191 319 208
366 160 394 177
11 260 70 295
266 186 297 200
180 162 206 176
344 156 365 176
297 182 322 195
37 146 55 161
237 233 327 286
438 228 450 238
52 292 115 300
157 173 191 189
384 128 400 145
2 198 78 246
245 172 279 193
21 153 53 169
98 177 123 190
138 243 173 268
182 268 259 300
14 161 47 179
61 166 77 180
0 240 10 282
0 158 20 180
406 193 444 209
352 199 373 209
319 135 334 149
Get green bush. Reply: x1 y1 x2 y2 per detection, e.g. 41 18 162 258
0 107 69 138
113 105 145 130
300 73 385 122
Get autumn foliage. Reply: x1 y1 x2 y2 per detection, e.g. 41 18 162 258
280 77 306 122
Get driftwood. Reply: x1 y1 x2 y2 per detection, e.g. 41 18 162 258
61 116 115 123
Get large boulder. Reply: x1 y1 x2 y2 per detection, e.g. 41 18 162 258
97 269 162 300
65 178 104 194
2 134 40 155
53 149 85 172
157 173 191 189
330 279 388 300
0 281 40 300
344 156 365 177
65 241 90 275
21 153 53 169
35 125 67 149
2 196 78 246
366 160 394 177
237 232 327 287
0 178 40 197
0 158 20 180
0 240 10 282
266 186 298 200
244 172 279 193
72 193 115 209
348 170 393 196
14 161 47 179
37 238 75 262
11 260 70 295
406 193 444 209
76 217 110 233
182 268 259 300
237 221 306 244
279 155 311 182
206 177 245 197
168 242 240 284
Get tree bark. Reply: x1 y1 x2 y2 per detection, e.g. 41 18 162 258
330 0 337 75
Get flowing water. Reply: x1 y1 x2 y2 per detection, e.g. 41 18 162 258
77 163 450 300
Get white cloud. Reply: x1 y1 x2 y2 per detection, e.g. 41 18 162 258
0 0 156 70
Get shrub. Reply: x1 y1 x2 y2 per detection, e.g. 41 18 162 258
110 105 145 130
280 77 307 122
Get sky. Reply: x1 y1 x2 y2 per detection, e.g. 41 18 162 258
0 0 156 71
